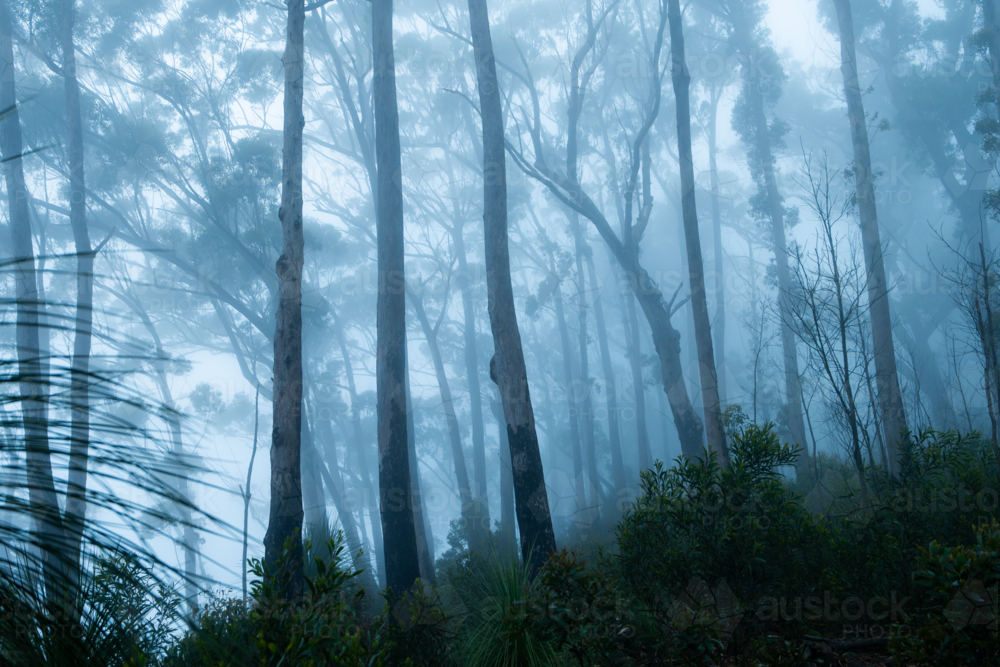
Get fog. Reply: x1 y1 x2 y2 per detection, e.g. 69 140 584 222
1 0 998 622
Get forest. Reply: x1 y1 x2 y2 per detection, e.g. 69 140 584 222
0 0 998 664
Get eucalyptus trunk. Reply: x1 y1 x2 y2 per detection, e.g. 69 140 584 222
263 0 306 601
373 0 421 593
60 0 96 592
0 0 66 599
833 0 908 475
468 0 556 574
667 0 728 464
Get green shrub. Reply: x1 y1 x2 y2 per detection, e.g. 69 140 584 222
160 596 257 667
890 521 999 666
615 424 830 622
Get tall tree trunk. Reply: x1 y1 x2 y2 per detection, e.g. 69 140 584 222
667 0 728 465
373 0 421 593
468 0 556 574
452 226 490 545
554 278 587 516
584 250 626 498
599 126 653 470
490 395 516 556
411 289 480 552
570 214 602 510
982 0 1000 112
264 0 305 601
61 0 95 590
833 0 908 475
0 0 66 599
404 362 437 583
735 30 808 453
707 83 727 404
334 325 385 584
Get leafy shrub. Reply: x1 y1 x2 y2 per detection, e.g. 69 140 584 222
160 595 257 667
890 521 999 666
615 424 830 624
527 549 630 666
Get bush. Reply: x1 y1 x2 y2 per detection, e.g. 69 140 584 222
160 595 257 667
890 521 999 666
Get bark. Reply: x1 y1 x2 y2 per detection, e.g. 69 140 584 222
583 249 626 497
60 0 96 590
490 395 516 556
405 363 437 583
468 0 557 574
264 0 305 601
554 277 587 516
452 226 490 544
373 0 421 593
570 214 602 509
599 124 652 469
410 288 480 552
333 324 385 584
667 0 728 465
833 0 908 475
734 28 809 452
0 0 67 599
706 84 727 404
982 0 1000 112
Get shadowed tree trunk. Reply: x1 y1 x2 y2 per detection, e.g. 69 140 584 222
410 287 480 553
583 249 626 498
553 264 587 518
0 0 67 601
468 0 557 574
833 0 908 475
490 395 516 555
452 225 490 542
405 362 437 583
667 0 728 465
61 0 96 590
706 82 728 404
570 214 602 510
333 322 385 584
264 0 305 601
373 0 421 593
732 20 809 453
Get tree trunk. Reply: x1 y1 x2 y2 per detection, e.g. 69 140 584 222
405 362 437 583
334 325 385 584
554 278 587 517
490 395 516 556
570 214 602 510
373 0 421 593
0 0 67 600
833 0 908 475
584 250 626 499
667 0 728 465
707 83 727 404
452 226 490 545
264 0 306 601
468 0 557 574
982 0 1000 112
411 289 480 552
58 0 96 596
736 32 809 453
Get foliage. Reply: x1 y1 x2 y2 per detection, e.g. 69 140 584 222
615 423 830 623
449 548 559 667
890 521 999 667
160 596 258 667
0 549 180 667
